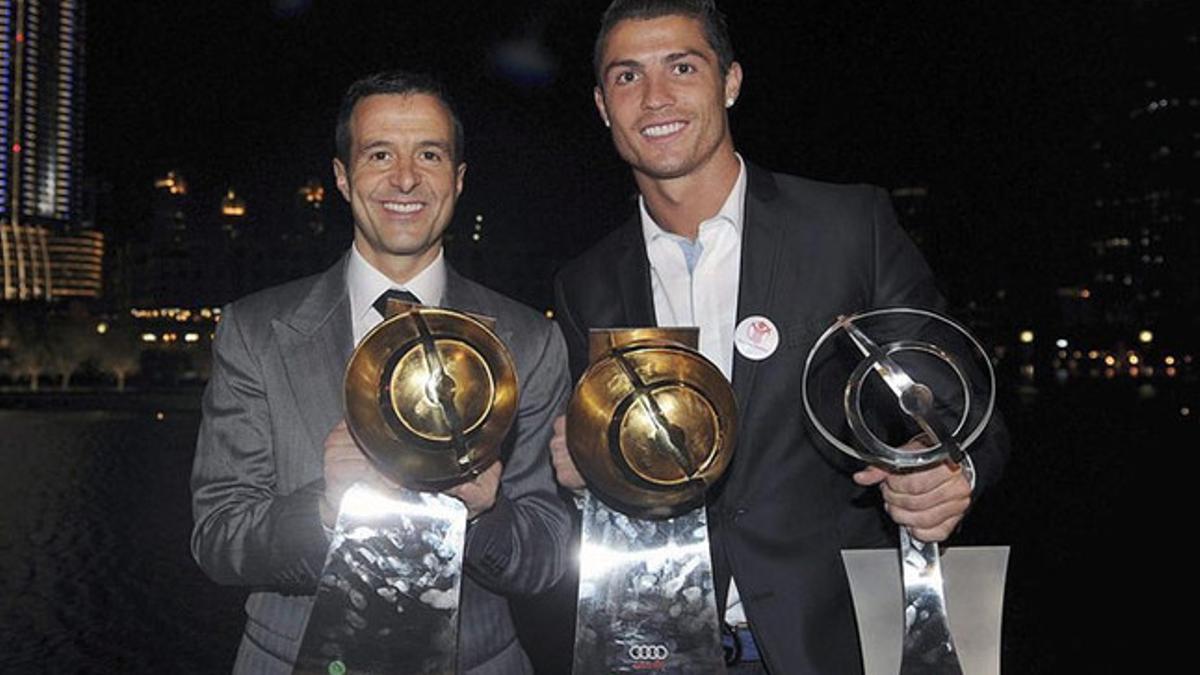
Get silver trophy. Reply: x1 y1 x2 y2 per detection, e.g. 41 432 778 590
567 328 737 674
294 302 518 675
802 308 1000 675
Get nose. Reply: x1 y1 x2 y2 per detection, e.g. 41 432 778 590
388 157 421 192
641 73 674 111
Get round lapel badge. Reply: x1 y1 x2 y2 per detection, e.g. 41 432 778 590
735 315 780 361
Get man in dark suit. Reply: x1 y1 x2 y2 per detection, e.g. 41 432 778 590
191 71 571 675
550 2 1009 673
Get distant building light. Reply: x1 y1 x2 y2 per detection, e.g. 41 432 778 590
155 411 165 421
472 233 481 241
141 333 157 343
1166 367 1178 378
1079 288 1091 299
1019 330 1034 344
96 322 109 335
1128 354 1140 366
184 333 200 343
475 214 484 222
1055 338 1068 349
222 188 247 217
1088 350 1100 360
544 309 554 319
1104 355 1117 366
1165 356 1176 366
1182 406 1190 417
1138 330 1153 344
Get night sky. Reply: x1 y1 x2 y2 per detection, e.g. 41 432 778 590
84 0 1168 306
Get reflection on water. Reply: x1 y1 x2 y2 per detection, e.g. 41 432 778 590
0 409 243 674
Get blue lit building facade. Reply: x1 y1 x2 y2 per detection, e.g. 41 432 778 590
0 0 94 302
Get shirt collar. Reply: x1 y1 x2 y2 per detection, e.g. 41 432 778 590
639 153 747 243
346 243 447 324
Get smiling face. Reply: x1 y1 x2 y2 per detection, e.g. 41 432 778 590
333 93 465 282
594 14 742 184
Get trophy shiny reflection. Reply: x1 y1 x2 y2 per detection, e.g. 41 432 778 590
802 308 1000 675
567 328 736 674
294 301 517 675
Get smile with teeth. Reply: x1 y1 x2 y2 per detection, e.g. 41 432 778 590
381 201 425 214
641 121 687 138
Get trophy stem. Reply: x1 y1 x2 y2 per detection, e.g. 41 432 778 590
294 484 467 675
573 493 725 674
897 527 963 675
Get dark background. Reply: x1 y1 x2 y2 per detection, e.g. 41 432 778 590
86 0 1172 309
1 0 1194 673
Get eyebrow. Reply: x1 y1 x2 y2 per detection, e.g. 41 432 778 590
602 48 710 77
358 139 453 154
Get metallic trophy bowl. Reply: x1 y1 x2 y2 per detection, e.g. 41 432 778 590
567 328 737 519
294 303 517 675
345 306 518 490
567 328 737 674
802 307 996 675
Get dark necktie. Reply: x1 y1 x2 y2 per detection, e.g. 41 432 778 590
372 288 421 318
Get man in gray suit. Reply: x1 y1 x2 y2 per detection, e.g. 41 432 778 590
191 71 571 674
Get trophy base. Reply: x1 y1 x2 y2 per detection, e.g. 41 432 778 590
842 546 1009 675
573 494 724 674
294 484 467 675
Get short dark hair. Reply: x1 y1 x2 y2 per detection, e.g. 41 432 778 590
334 70 465 166
593 0 735 84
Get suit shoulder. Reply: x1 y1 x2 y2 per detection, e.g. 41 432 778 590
225 271 325 323
768 171 883 208
556 219 635 288
454 275 553 335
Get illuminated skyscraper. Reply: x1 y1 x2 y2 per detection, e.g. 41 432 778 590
0 0 88 301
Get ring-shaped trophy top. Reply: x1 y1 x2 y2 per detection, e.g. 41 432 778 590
801 307 996 470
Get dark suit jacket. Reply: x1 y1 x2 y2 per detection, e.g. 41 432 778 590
554 164 1009 674
191 254 572 675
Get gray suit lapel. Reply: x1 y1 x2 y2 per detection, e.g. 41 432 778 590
273 256 353 454
442 265 516 346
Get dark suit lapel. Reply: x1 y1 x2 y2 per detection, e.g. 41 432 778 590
731 164 787 421
615 217 656 327
273 255 353 454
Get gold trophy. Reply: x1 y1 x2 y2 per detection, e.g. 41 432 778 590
294 299 517 675
568 328 736 674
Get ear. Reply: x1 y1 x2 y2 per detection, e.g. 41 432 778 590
593 85 611 128
723 61 743 108
332 158 351 202
455 162 466 198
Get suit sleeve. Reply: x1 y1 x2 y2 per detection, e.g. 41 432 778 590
460 320 572 595
868 186 1010 495
190 303 328 592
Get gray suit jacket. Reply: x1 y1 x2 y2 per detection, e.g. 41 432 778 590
191 254 571 674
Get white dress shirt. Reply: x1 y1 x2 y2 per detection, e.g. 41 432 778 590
639 155 749 625
346 242 447 346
